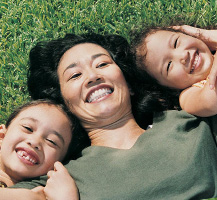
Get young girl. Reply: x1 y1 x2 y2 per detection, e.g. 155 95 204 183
132 25 217 117
0 99 74 187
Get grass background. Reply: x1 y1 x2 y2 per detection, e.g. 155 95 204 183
0 0 217 198
1 0 217 123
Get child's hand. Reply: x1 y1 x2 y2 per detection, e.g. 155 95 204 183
172 25 217 51
208 52 217 89
44 161 79 200
31 186 47 200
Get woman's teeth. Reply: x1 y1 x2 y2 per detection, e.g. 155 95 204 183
87 88 112 103
190 53 199 74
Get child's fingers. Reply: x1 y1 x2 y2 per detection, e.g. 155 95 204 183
47 170 55 178
172 25 202 38
54 161 67 172
208 73 216 90
31 186 44 193
208 54 217 89
208 68 217 90
172 25 217 51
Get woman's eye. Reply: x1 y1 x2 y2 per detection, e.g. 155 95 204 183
167 61 172 72
46 138 57 146
174 37 179 48
69 73 81 80
97 63 108 68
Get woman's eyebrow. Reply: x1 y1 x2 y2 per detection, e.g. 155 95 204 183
63 53 109 75
63 63 77 75
91 53 110 60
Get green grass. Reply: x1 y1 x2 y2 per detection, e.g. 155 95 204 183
0 0 217 199
1 0 217 123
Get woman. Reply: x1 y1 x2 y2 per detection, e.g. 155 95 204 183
10 29 217 200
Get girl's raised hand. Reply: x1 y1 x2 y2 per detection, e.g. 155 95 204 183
44 162 79 200
173 25 217 51
208 52 217 89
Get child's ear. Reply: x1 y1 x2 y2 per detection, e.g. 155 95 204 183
0 124 6 139
0 124 6 150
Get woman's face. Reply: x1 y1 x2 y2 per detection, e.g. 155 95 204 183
143 30 213 89
57 43 131 129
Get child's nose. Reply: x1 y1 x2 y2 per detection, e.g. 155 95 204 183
26 136 42 151
179 51 189 65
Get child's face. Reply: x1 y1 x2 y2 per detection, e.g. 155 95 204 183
0 104 72 182
143 30 213 89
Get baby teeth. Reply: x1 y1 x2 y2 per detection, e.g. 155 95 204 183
17 151 37 164
190 54 199 73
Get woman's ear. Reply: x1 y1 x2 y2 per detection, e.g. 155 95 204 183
129 87 135 96
127 84 135 96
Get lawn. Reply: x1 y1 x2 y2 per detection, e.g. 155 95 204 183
1 0 217 123
0 0 217 198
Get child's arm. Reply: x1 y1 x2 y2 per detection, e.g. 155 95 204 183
0 187 46 200
44 161 79 200
179 78 217 117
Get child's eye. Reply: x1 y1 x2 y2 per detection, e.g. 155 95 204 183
23 126 33 132
46 138 57 146
97 63 108 68
167 61 172 73
174 37 179 48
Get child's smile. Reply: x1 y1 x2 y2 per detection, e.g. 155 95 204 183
144 30 213 89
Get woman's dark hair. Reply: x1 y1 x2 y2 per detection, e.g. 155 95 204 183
27 33 153 148
27 33 153 128
28 33 137 104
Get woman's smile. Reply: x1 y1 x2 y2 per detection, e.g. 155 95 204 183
58 43 132 127
86 85 113 103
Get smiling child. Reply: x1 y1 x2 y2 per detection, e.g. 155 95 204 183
0 99 73 187
132 26 217 117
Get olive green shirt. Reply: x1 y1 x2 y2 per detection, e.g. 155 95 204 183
13 110 217 200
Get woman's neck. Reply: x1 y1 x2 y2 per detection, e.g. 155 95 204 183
87 112 145 149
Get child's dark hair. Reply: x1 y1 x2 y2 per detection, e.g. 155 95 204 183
5 99 86 161
130 25 186 114
5 99 73 128
131 22 217 114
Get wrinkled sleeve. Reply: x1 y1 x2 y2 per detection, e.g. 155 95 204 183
10 175 47 189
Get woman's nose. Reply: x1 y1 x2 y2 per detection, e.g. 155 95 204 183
86 69 102 85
